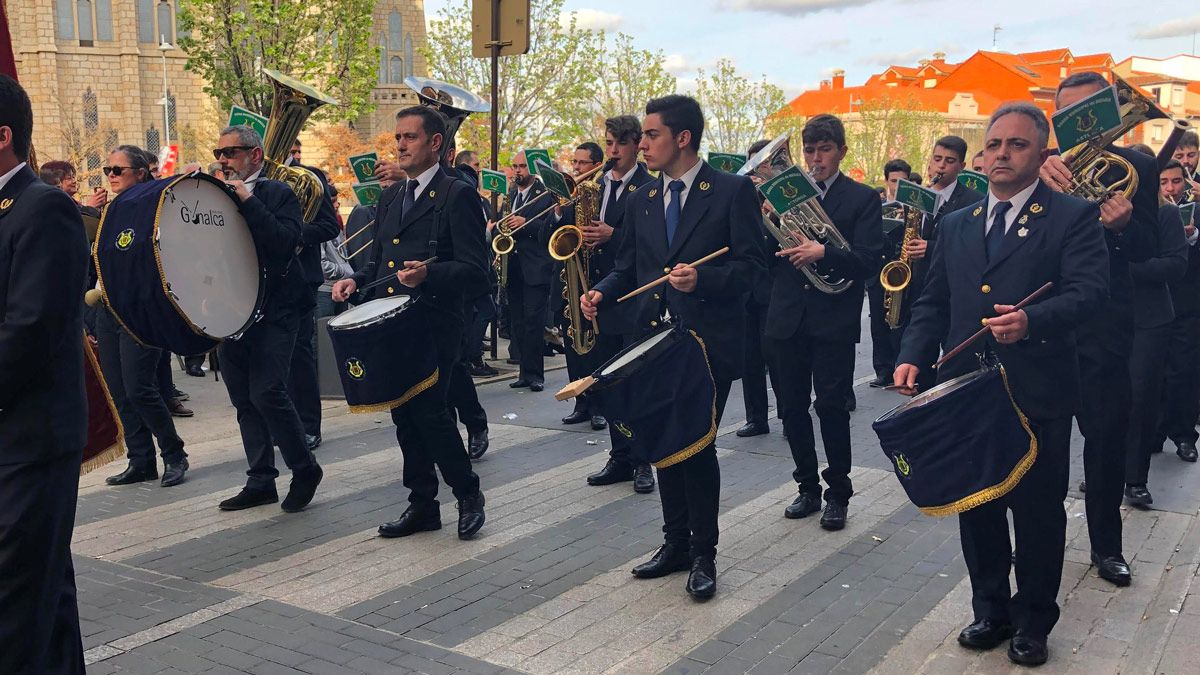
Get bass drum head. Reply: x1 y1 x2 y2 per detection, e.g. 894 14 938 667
156 175 261 338
875 367 994 423
600 325 676 377
329 295 414 329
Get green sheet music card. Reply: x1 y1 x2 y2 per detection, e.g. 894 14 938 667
525 149 552 177
759 166 819 214
958 169 989 194
1180 202 1196 228
481 169 508 194
227 105 268 139
533 159 572 200
348 152 378 183
895 178 938 214
1052 85 1121 150
708 152 747 173
352 181 383 206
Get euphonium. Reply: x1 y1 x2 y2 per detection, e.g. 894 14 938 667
548 167 604 355
260 69 337 223
881 204 923 328
738 133 853 294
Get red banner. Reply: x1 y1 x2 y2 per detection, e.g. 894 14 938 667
82 337 125 475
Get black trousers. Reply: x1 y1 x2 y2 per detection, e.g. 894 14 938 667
392 310 481 508
288 284 322 438
1076 331 1131 558
596 333 639 466
866 282 896 379
959 416 1071 639
156 349 176 399
563 318 616 416
447 300 488 435
95 310 186 469
1157 314 1200 445
767 330 856 504
741 300 777 426
219 308 318 491
659 379 732 559
0 454 85 675
1126 324 1171 486
507 280 549 384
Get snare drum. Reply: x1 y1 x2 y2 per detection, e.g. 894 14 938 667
327 296 439 412
94 173 264 355
872 367 1037 516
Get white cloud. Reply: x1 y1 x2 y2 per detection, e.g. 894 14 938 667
1133 16 1200 40
663 54 691 75
559 9 625 31
722 0 879 16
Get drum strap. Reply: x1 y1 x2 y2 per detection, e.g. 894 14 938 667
426 172 455 260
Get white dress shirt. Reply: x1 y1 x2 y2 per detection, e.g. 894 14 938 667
243 167 263 196
662 158 705 215
0 162 27 193
409 162 440 199
599 165 637 223
985 179 1040 235
816 171 839 199
933 180 957 211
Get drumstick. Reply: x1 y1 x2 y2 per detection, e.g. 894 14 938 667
932 282 1054 369
361 256 438 293
617 247 730 303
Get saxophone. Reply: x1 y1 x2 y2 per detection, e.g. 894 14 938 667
881 204 923 328
547 173 603 354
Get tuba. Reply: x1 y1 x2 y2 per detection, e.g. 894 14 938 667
547 162 609 355
260 69 337 223
738 133 853 294
404 76 491 167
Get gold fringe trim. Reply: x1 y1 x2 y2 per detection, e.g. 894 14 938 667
80 333 126 477
346 368 439 414
653 330 718 469
80 443 126 477
917 366 1039 517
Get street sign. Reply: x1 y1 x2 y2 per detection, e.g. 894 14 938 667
472 0 530 58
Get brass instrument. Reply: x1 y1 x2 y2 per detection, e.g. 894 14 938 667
881 204 923 328
260 69 337 223
404 76 491 167
1061 74 1172 203
548 165 605 354
738 133 853 294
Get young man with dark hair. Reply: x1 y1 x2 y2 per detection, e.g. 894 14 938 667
582 95 766 599
883 158 911 201
332 105 489 541
866 158 913 387
766 113 883 530
1172 130 1198 180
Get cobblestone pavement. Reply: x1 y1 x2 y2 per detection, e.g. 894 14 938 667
72 335 1200 674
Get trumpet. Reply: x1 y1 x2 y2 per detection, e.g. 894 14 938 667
492 160 614 257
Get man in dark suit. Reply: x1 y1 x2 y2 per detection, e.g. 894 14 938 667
866 159 911 387
767 114 883 531
896 102 1109 667
215 125 324 513
332 105 488 541
0 74 87 674
1039 71 1158 588
1157 159 1200 461
735 138 779 438
503 151 556 391
583 95 766 600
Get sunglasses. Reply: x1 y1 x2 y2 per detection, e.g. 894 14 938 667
102 166 135 176
213 146 254 160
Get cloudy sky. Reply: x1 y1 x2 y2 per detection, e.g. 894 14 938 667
424 0 1199 98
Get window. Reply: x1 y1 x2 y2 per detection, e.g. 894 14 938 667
404 35 414 77
77 1 94 44
55 0 74 39
145 126 161 156
137 0 154 43
166 90 177 140
390 56 404 85
389 11 403 51
378 44 387 85
83 88 98 133
156 1 174 43
95 0 112 40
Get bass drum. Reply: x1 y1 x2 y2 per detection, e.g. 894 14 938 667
94 173 264 355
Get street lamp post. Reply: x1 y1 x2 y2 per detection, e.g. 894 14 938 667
158 36 174 150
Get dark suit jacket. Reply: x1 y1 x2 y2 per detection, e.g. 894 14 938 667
900 182 986 319
898 181 1109 420
351 167 488 319
239 179 310 316
1169 232 1200 318
765 172 884 342
592 161 767 381
505 181 556 287
1130 203 1188 329
292 163 341 286
0 165 89 465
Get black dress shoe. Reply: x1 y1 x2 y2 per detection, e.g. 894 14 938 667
468 429 489 460
160 460 189 487
1091 552 1131 587
106 465 158 486
587 459 634 486
633 464 655 493
281 465 323 513
820 501 847 530
305 434 322 451
784 492 822 519
457 492 486 540
530 382 544 392
590 415 607 430
868 375 890 388
219 487 279 511
505 358 520 365
631 543 691 578
562 410 589 425
185 364 205 377
378 505 441 538
510 379 530 388
1007 631 1048 666
468 361 499 377
735 421 769 437
686 555 717 600
1125 484 1153 507
957 618 1015 650
1079 480 1086 493
1177 441 1198 462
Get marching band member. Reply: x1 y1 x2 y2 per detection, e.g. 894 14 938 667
503 151 556 392
213 125 324 513
1172 130 1198 183
896 102 1108 667
582 95 766 599
331 106 489 541
867 158 911 388
736 138 778 437
768 114 883 531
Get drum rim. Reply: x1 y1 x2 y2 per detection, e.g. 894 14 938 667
328 295 415 329
873 366 996 424
595 323 678 378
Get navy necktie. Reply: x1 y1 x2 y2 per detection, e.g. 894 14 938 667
987 201 1011 262
513 189 524 212
604 179 623 222
402 179 418 219
665 180 685 245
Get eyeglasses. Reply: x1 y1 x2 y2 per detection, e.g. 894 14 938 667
102 166 134 176
213 146 253 160
511 163 527 169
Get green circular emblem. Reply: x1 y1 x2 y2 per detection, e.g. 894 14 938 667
346 358 365 380
115 229 135 251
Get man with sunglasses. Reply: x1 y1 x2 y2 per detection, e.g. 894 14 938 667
212 126 324 514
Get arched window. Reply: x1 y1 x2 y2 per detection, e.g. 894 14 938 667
390 56 404 85
166 90 177 139
156 0 174 43
77 1 94 43
388 11 403 51
55 0 74 39
378 44 387 85
83 88 98 132
145 126 161 156
136 0 154 42
95 0 112 40
404 35 414 77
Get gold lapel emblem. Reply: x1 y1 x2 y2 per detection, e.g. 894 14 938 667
0 198 12 211
428 190 436 199
699 181 711 192
972 206 983 217
1018 227 1029 238
1029 203 1043 214
1018 214 1029 225
627 184 636 193
648 188 658 198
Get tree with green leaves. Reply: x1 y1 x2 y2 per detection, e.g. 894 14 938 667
841 96 946 184
587 33 676 141
693 58 785 155
178 0 377 123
